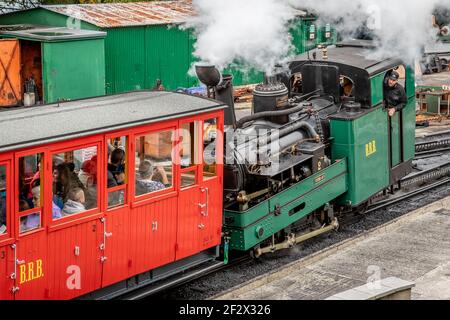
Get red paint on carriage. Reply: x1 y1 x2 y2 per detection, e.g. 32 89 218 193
0 91 225 299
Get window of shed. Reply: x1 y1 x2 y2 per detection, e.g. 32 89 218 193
135 129 174 197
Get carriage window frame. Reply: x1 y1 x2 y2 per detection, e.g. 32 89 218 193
0 161 10 241
132 125 176 203
49 142 101 226
106 135 129 210
15 150 45 236
202 118 219 181
179 120 201 189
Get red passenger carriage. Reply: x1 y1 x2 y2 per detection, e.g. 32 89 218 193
0 91 225 299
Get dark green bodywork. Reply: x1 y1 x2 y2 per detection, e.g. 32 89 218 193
330 107 389 205
331 66 416 206
223 160 347 251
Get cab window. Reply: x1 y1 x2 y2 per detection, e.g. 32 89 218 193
52 146 98 219
18 153 43 233
107 136 128 208
203 118 218 180
0 165 7 235
135 129 174 197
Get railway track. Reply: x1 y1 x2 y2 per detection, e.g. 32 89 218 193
415 130 450 155
117 136 450 300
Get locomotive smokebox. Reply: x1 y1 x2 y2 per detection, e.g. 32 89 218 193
195 64 236 127
253 75 290 124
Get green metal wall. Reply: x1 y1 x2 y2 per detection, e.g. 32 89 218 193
42 39 105 102
104 26 198 93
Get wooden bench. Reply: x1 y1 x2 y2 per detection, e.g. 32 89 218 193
326 277 415 300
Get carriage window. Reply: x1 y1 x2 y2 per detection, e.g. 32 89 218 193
180 122 200 188
203 118 217 180
135 129 174 197
18 153 43 233
107 136 128 208
52 146 98 219
0 165 7 235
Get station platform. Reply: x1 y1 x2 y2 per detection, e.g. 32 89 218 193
216 197 450 300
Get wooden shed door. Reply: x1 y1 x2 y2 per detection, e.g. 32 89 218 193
0 39 21 107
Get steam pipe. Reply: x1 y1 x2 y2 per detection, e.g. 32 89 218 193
236 101 315 129
257 120 319 146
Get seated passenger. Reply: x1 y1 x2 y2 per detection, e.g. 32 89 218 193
79 158 97 188
21 185 40 232
107 148 126 188
32 179 62 220
55 163 86 203
135 160 168 196
79 157 98 210
62 188 86 216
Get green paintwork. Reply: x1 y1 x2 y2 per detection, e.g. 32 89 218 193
370 73 385 106
223 159 347 251
370 66 416 165
331 106 389 206
0 8 98 31
402 93 416 162
42 39 105 103
390 112 401 166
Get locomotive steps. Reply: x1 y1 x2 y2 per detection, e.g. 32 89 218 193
213 194 450 300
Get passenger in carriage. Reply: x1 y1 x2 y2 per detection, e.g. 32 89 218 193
30 179 62 220
54 162 86 204
79 157 98 209
135 160 169 195
107 148 126 188
62 187 86 216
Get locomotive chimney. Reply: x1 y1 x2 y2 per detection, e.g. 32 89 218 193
195 64 236 127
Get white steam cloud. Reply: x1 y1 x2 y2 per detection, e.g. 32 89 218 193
289 0 442 63
186 0 442 75
185 0 297 75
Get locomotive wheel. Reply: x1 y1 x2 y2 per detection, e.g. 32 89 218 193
250 247 261 260
355 201 369 215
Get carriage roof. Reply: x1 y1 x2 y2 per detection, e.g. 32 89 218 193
0 90 225 153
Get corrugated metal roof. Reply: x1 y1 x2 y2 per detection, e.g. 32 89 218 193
42 1 195 28
40 1 307 29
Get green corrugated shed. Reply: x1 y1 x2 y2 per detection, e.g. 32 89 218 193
0 3 337 94
0 24 105 104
